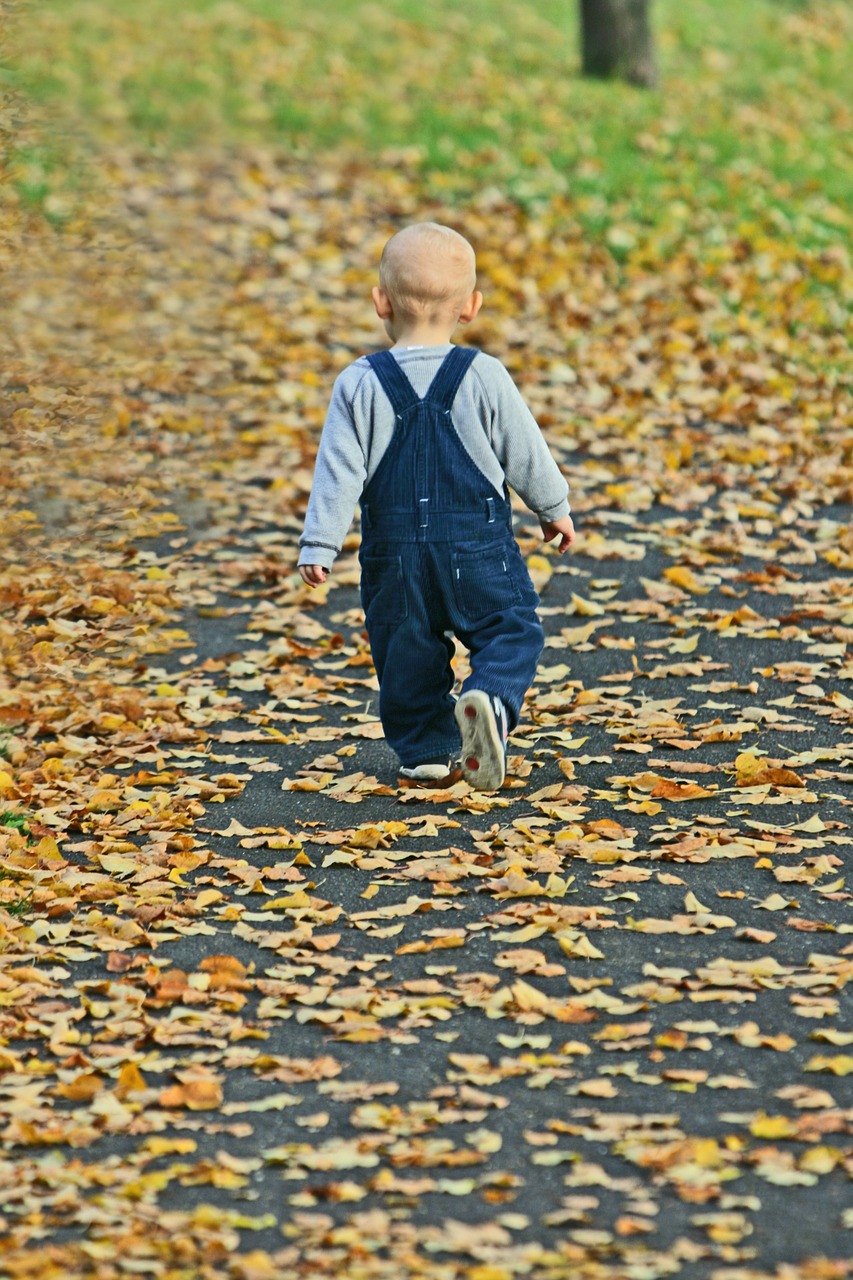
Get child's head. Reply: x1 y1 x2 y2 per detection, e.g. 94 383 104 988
373 222 482 339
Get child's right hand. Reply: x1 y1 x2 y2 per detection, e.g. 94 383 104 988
299 565 328 587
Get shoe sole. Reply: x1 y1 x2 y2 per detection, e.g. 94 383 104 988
398 764 452 782
455 690 506 791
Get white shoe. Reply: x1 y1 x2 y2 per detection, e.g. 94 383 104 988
398 758 452 782
455 691 508 790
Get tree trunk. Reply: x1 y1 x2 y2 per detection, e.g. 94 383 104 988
580 0 658 88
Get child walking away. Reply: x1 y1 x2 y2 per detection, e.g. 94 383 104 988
298 223 574 790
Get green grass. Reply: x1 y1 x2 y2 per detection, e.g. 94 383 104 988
12 0 853 235
0 811 34 918
0 809 29 834
0 869 34 917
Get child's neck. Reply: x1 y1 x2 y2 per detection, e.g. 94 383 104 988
391 323 455 348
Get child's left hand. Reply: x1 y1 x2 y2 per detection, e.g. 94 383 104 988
540 516 575 553
299 564 328 587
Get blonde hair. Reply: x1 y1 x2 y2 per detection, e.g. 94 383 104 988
379 223 476 321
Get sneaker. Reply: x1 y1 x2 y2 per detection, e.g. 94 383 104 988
455 691 508 791
398 757 453 783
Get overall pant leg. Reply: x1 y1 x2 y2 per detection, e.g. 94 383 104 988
445 535 544 731
361 543 461 767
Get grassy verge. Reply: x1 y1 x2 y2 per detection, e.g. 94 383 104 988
15 0 853 233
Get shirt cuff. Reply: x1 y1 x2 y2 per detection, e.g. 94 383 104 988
297 542 338 571
536 498 571 522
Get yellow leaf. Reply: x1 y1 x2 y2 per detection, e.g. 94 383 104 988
735 750 769 780
87 790 123 812
570 934 605 960
526 554 553 587
142 1137 198 1156
511 980 554 1012
627 798 663 815
670 633 699 653
574 1077 618 1098
793 815 827 833
224 1251 280 1279
265 890 312 910
757 893 795 911
98 853 139 877
805 1055 853 1076
750 1113 797 1139
195 889 224 908
570 593 606 616
799 1146 842 1174
467 1129 503 1154
544 873 572 897
98 713 127 731
88 597 116 615
396 934 465 955
663 565 709 594
691 1138 725 1168
561 623 603 646
116 1062 147 1097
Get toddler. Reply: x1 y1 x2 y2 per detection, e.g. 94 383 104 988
298 222 574 789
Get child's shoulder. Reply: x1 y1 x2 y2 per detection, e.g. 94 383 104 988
464 349 519 397
331 355 377 399
467 349 510 377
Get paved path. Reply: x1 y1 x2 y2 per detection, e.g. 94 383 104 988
6 470 849 1279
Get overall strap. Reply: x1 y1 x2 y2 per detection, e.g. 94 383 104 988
365 350 421 417
426 346 479 413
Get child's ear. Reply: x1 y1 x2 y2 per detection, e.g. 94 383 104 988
458 290 483 325
372 286 393 319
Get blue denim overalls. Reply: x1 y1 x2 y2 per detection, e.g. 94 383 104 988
359 347 544 769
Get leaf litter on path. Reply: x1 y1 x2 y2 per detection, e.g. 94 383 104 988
1 148 852 1278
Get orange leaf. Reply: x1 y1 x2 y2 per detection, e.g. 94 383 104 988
159 1079 223 1110
649 779 714 800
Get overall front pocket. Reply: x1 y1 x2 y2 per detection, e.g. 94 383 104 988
360 555 408 627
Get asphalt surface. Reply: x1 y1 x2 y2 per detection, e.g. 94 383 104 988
89 473 852 1279
2 454 852 1280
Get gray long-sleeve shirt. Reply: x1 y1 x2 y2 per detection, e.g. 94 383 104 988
297 344 570 570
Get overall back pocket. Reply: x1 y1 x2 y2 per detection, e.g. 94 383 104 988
451 543 524 624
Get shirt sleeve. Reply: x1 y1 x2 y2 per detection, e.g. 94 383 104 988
297 372 367 570
480 359 571 522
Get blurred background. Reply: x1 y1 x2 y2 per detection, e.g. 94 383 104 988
2 0 850 537
11 0 853 245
